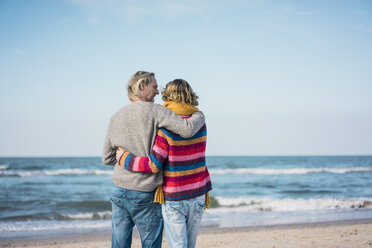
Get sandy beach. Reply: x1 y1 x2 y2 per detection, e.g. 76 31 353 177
2 219 372 248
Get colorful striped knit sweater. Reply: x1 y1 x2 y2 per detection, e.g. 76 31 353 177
118 103 212 201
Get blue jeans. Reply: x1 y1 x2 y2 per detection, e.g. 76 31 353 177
162 195 205 248
110 185 163 248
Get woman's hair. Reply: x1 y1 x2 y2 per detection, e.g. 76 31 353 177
162 79 199 106
127 71 155 101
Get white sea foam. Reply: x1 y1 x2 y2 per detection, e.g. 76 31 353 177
59 211 112 220
210 167 372 175
0 212 112 234
1 200 372 238
212 196 372 212
0 169 113 177
0 165 9 170
0 219 110 232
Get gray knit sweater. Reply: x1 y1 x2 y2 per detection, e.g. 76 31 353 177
103 101 205 192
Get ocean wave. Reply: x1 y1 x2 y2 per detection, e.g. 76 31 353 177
209 167 372 175
0 169 113 177
0 219 110 232
55 211 112 220
0 165 9 170
56 200 111 211
1 209 112 222
210 196 372 212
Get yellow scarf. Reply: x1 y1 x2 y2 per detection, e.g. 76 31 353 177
154 101 210 209
163 101 199 115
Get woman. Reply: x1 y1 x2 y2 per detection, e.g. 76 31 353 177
116 79 212 248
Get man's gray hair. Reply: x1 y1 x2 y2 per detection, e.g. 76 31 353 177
127 71 155 101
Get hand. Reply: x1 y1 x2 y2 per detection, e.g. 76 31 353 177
116 148 126 163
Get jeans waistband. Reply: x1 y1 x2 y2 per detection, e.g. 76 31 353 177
112 185 155 198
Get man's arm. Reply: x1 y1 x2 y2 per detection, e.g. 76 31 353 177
154 104 205 138
102 119 117 165
116 130 169 173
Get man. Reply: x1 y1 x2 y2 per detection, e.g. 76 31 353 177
103 71 205 248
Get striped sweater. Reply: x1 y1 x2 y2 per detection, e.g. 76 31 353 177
119 119 212 201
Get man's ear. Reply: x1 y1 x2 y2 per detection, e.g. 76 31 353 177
139 82 144 91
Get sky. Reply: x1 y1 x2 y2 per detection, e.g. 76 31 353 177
0 0 371 157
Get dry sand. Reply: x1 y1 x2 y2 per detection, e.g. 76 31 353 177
2 219 372 248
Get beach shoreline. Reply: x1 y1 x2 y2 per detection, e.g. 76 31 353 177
2 218 372 248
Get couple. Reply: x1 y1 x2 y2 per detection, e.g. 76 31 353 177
103 71 212 248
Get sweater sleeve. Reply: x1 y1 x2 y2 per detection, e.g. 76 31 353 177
102 118 117 166
153 104 205 138
118 130 169 173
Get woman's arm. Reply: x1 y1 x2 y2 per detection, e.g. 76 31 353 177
116 130 169 173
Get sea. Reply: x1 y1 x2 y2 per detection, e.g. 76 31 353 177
1 156 372 240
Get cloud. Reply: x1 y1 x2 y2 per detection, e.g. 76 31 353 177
13 48 25 55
